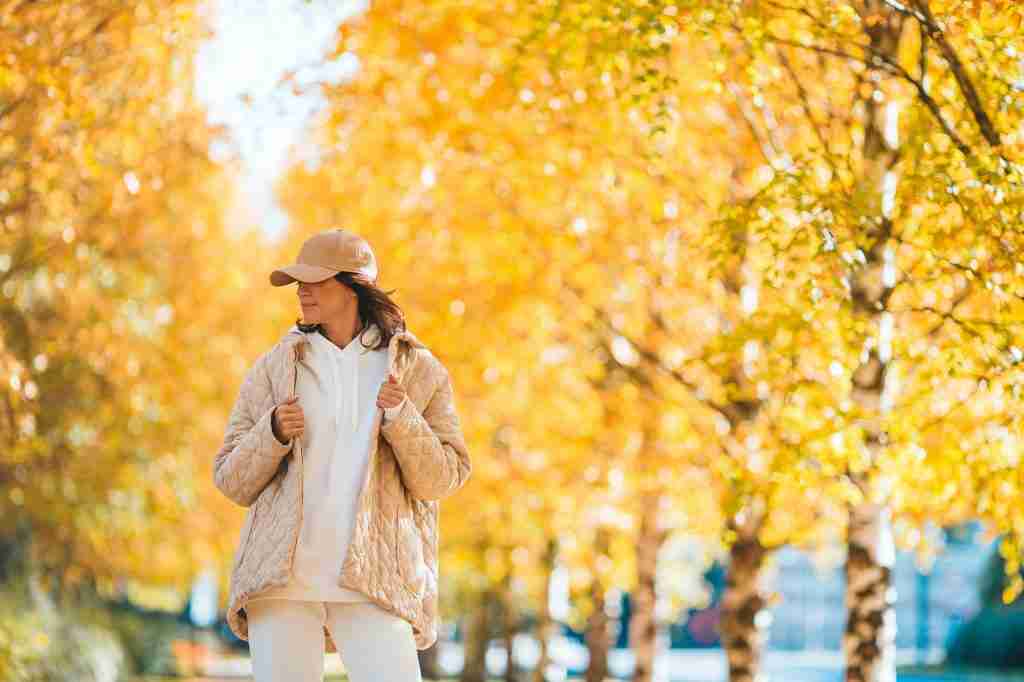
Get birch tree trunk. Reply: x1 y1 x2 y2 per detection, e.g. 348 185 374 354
844 3 903 681
720 510 768 682
629 494 668 682
844 502 897 682
585 526 612 682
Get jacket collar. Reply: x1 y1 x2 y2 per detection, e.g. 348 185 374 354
280 323 427 380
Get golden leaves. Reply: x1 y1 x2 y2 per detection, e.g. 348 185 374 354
287 0 1024 607
0 0 250 591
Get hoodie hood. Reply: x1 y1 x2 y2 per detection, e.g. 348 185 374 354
281 323 428 381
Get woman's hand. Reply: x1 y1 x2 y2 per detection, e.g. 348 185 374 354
272 395 304 444
377 373 406 410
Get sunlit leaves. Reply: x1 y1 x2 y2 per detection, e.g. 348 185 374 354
0 0 257 598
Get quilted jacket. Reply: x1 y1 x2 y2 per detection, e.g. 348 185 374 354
213 324 472 652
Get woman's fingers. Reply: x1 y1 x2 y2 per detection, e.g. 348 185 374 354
277 404 304 422
276 400 305 438
378 385 404 402
281 414 304 428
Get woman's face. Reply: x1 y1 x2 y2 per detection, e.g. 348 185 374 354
296 277 355 324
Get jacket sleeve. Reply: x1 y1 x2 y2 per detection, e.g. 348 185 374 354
380 363 471 501
213 358 294 507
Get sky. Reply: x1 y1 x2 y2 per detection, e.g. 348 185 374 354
193 0 368 242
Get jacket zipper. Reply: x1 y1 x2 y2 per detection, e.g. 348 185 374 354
287 344 302 574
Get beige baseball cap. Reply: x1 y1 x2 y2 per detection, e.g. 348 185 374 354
269 228 378 286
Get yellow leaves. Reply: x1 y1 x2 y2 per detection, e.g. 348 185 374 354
0 64 25 92
1010 11 1024 33
959 0 1024 37
4 0 1009 619
0 0 248 590
861 12 888 29
1003 578 1023 605
999 533 1024 604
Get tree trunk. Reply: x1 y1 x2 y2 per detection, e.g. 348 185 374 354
501 562 520 682
844 502 897 682
720 510 768 682
584 526 611 682
629 496 668 682
462 587 494 682
844 4 904 681
532 537 558 682
0 518 32 586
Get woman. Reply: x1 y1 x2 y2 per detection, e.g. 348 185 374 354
213 228 472 681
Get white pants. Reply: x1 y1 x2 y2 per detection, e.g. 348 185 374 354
246 598 423 682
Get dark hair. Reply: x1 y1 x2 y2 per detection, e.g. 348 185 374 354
294 272 405 352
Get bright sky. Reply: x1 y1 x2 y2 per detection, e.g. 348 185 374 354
193 0 367 242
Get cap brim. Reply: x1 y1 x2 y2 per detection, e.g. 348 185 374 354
269 264 340 287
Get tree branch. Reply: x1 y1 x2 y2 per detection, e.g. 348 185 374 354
910 0 1002 147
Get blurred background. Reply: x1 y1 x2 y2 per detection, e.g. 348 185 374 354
3 0 1024 680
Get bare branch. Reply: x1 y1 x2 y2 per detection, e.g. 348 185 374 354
774 45 832 156
910 0 1002 147
759 32 973 156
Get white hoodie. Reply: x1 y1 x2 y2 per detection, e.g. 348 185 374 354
246 322 406 604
